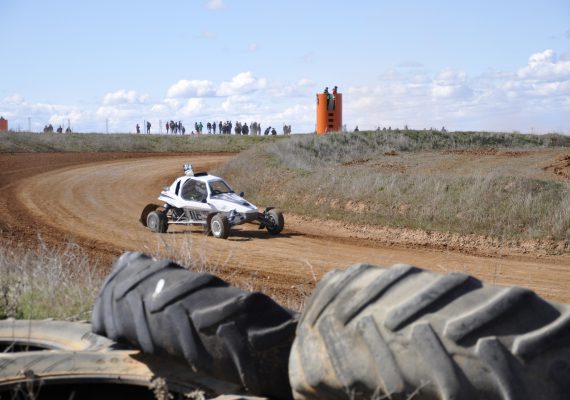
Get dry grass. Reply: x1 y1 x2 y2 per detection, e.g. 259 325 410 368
0 234 303 320
0 131 284 153
215 130 570 243
0 238 104 320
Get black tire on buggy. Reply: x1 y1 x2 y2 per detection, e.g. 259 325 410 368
146 210 168 233
91 252 298 400
0 320 118 352
140 203 160 227
265 208 284 235
0 350 246 399
210 214 230 239
289 263 570 400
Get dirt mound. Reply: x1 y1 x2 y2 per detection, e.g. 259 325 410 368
444 148 531 157
544 154 570 180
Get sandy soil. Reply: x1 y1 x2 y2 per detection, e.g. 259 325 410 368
1 152 568 306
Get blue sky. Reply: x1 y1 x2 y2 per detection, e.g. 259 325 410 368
1 0 569 133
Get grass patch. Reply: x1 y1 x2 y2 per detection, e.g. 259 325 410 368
0 235 305 320
263 130 570 170
0 131 286 153
0 239 104 320
215 130 570 243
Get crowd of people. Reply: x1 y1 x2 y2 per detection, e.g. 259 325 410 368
43 124 72 133
137 120 293 135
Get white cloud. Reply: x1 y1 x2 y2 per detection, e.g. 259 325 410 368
4 49 569 134
166 79 216 98
103 90 149 105
2 94 26 104
221 95 259 113
96 106 139 119
518 49 570 81
342 50 570 132
431 84 473 99
0 94 90 131
297 79 314 87
217 72 267 96
180 99 204 116
205 0 224 10
48 110 86 127
266 78 317 98
435 68 467 85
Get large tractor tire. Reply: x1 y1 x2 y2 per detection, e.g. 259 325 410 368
0 320 118 352
0 349 246 399
289 263 570 400
91 252 298 400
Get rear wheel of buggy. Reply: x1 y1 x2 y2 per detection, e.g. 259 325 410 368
210 214 229 239
266 209 284 235
146 211 168 233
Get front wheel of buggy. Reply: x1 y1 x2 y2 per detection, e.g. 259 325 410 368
266 209 284 235
210 214 230 239
146 211 168 233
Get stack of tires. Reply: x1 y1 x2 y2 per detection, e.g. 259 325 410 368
1 253 569 399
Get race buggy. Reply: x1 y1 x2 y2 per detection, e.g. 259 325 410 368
140 164 284 239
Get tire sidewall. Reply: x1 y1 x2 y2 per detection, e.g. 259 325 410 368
210 215 226 238
266 209 284 235
147 212 160 232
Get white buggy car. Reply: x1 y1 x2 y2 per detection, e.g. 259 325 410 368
140 164 284 239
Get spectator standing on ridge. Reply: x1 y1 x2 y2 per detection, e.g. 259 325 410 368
146 121 151 134
207 122 212 133
271 127 277 135
242 123 249 135
136 124 140 134
166 122 169 134
212 121 216 134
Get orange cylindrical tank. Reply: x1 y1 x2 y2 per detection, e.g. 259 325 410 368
316 92 342 134
0 117 8 132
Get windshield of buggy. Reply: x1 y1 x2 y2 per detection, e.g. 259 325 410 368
208 180 233 196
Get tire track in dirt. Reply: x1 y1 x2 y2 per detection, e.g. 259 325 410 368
3 153 569 304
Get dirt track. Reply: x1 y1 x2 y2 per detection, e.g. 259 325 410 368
1 153 568 305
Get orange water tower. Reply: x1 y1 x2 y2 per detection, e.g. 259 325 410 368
316 88 342 134
0 117 7 132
